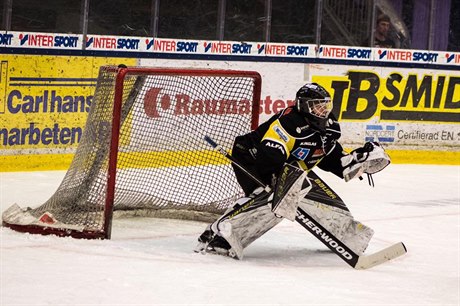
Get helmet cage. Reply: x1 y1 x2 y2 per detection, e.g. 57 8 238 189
298 97 332 119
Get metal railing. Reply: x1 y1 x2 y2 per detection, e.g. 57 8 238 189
1 0 411 48
322 0 372 46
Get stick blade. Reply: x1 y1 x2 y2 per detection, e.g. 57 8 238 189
354 242 407 270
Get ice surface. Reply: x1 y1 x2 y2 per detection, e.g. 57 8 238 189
1 164 459 305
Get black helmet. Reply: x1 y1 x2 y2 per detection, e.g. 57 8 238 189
296 83 332 133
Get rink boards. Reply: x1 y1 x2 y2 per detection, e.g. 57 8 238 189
0 31 459 171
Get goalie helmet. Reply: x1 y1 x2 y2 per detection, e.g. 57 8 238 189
296 83 333 133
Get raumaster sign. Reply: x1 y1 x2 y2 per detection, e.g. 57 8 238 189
142 87 253 118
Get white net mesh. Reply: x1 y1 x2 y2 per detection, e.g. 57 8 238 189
2 66 261 238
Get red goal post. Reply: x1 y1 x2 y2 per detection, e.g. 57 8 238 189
2 66 262 239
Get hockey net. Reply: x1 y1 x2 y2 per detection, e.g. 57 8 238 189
2 66 261 239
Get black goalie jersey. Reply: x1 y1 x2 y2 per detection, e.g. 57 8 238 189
232 106 347 195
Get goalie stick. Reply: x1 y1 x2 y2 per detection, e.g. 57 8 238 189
204 135 407 269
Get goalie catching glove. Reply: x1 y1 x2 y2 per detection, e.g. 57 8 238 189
341 142 390 182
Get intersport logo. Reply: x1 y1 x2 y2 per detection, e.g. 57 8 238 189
143 87 253 118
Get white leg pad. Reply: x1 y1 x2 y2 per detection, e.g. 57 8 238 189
214 202 283 259
298 199 374 255
272 172 311 221
341 220 375 255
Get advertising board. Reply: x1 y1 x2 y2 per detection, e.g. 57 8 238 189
1 31 459 170
0 55 136 170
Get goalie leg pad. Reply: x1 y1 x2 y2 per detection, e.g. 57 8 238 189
202 189 281 259
194 194 254 254
298 199 374 255
217 201 283 259
272 163 311 221
341 220 375 255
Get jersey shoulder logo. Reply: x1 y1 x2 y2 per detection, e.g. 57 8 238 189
273 125 290 142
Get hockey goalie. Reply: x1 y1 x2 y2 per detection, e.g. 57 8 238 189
195 83 390 260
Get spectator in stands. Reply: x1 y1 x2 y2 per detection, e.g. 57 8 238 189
364 14 396 48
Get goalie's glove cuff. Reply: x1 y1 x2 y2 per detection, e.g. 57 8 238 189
341 142 391 182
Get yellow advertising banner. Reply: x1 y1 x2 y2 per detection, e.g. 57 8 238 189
0 55 136 171
312 70 460 123
310 68 460 165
